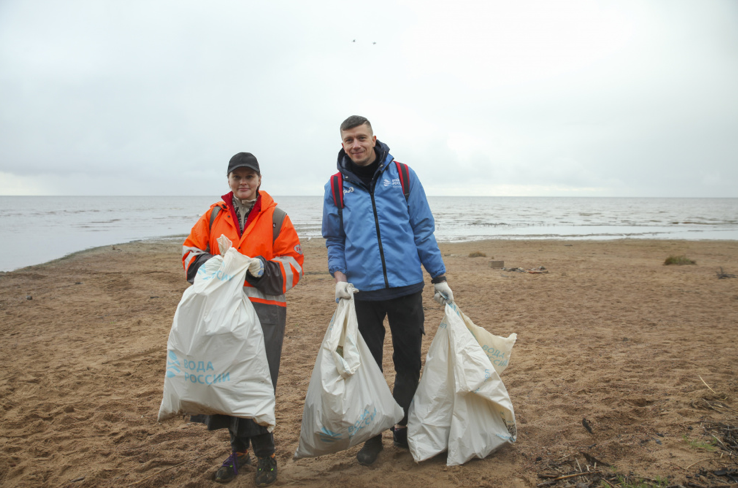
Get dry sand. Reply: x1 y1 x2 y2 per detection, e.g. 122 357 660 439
1 238 737 488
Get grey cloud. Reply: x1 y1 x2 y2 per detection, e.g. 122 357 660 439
1 0 736 197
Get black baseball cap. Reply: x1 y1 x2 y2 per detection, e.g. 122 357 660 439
227 152 260 175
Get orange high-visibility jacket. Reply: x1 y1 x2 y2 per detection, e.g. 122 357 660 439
181 190 303 389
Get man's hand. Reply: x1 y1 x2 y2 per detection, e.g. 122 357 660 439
247 257 264 278
335 281 358 303
433 281 454 305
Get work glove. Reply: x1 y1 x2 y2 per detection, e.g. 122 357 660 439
216 234 233 256
247 257 264 278
433 281 454 305
335 282 358 303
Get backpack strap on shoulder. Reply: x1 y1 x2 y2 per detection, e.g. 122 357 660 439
204 204 224 253
330 172 344 208
271 207 286 243
395 161 411 202
330 172 344 227
209 204 222 229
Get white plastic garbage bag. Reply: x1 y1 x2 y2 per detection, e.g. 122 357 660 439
407 303 516 466
294 288 404 459
461 311 516 375
157 242 275 430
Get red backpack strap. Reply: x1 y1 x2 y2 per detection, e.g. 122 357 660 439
395 161 411 202
330 172 344 227
330 172 344 208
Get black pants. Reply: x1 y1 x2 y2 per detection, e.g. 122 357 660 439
200 414 276 458
230 430 274 458
354 290 424 426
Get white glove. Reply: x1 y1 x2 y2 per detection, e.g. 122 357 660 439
335 282 358 303
216 235 233 256
433 281 454 305
248 257 264 278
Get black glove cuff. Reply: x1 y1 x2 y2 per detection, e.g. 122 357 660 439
431 275 447 284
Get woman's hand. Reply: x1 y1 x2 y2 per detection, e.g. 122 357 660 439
247 257 264 278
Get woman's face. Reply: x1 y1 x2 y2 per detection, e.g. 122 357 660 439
228 167 261 201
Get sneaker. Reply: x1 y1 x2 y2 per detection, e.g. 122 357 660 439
255 454 278 487
214 451 251 484
393 426 409 449
356 435 383 465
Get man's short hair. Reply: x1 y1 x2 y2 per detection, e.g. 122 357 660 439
340 115 372 133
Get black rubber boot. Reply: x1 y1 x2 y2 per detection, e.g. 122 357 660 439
356 434 383 466
393 426 409 449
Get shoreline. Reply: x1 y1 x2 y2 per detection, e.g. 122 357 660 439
1 238 737 487
4 234 738 275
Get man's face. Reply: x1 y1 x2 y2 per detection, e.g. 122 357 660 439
228 167 261 201
341 123 377 167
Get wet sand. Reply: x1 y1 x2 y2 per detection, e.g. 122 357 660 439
1 238 737 487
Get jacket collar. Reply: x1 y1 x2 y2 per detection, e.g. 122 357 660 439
219 190 276 238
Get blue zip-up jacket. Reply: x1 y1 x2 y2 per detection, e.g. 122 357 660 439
322 140 446 293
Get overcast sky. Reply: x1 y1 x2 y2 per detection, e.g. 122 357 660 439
1 0 736 197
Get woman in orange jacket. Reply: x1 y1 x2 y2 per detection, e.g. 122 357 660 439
182 152 303 486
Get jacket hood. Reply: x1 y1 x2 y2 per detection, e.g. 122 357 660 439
337 139 392 182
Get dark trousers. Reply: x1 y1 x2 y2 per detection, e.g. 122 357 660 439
354 290 424 426
230 429 274 458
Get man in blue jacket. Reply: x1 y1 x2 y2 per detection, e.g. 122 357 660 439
322 115 454 465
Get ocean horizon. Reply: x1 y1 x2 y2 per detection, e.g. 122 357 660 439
2 195 737 272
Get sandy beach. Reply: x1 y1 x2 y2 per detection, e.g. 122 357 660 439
1 238 737 488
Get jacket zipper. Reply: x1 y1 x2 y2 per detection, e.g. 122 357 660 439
369 170 390 288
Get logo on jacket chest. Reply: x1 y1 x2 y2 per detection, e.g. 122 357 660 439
343 186 354 194
382 178 401 188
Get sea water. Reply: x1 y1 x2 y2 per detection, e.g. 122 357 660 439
1 196 736 272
